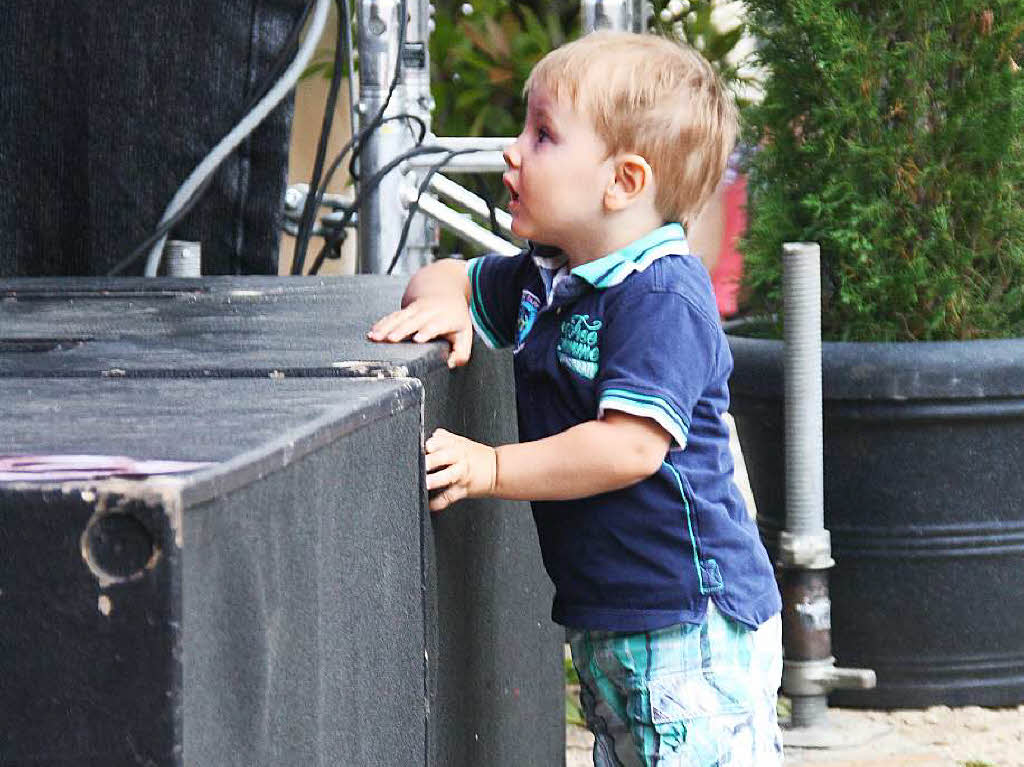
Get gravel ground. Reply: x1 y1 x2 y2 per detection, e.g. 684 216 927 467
565 702 1024 766
565 418 1024 765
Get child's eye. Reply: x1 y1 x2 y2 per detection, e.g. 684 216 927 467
537 127 550 143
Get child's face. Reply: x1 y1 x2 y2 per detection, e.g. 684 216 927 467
502 86 614 250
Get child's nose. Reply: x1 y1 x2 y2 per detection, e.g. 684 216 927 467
503 141 520 169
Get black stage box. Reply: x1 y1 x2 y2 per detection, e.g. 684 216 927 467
0 276 563 767
1 378 425 766
0 277 442 379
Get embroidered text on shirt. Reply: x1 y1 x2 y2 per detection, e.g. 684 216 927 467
557 314 602 379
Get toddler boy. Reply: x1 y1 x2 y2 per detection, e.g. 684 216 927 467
369 31 783 767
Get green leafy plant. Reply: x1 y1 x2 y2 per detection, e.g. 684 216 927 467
739 1 1024 341
429 1 576 139
650 0 759 106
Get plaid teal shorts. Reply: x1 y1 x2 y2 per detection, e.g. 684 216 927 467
568 602 783 767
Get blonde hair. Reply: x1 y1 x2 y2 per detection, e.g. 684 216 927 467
524 31 737 225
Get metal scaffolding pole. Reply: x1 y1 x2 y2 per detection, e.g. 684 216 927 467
394 0 437 270
582 0 651 33
356 0 435 274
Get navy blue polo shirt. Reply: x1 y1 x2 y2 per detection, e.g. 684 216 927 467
466 222 781 632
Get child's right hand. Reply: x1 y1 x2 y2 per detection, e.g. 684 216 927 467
367 296 474 369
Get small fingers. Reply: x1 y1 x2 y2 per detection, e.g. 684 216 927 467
368 308 408 340
425 463 465 491
425 428 453 452
368 306 436 342
429 485 465 513
447 327 472 368
424 447 458 473
411 317 454 344
381 312 433 343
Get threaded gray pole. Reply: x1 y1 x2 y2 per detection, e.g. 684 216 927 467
783 242 824 535
790 694 828 728
164 241 202 277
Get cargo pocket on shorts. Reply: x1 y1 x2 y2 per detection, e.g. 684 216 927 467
645 668 754 762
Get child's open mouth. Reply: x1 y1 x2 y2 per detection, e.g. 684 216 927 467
502 172 519 204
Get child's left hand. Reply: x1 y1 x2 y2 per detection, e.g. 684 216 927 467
424 428 497 512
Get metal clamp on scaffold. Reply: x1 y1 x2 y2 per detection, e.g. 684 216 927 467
777 529 834 570
783 658 877 698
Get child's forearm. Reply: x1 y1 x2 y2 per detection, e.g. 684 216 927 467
493 415 669 501
402 258 472 307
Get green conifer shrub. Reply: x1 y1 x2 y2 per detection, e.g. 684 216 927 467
739 1 1024 340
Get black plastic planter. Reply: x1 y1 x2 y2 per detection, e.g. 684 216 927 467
727 328 1024 708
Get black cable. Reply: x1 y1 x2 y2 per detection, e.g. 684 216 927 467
293 0 416 274
307 231 343 275
307 143 456 274
291 0 348 274
295 112 427 276
309 143 452 272
346 0 408 184
403 114 429 145
315 113 426 204
111 0 424 278
386 149 479 276
110 0 318 276
471 176 501 236
346 115 425 186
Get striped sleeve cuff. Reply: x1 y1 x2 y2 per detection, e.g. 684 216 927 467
466 258 509 349
598 388 690 449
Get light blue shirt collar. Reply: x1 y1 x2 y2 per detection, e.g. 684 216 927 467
529 223 689 290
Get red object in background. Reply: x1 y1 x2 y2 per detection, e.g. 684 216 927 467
709 174 747 318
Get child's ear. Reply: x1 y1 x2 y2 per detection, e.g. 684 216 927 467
604 154 654 211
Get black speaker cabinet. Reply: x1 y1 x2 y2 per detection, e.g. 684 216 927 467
0 277 563 767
